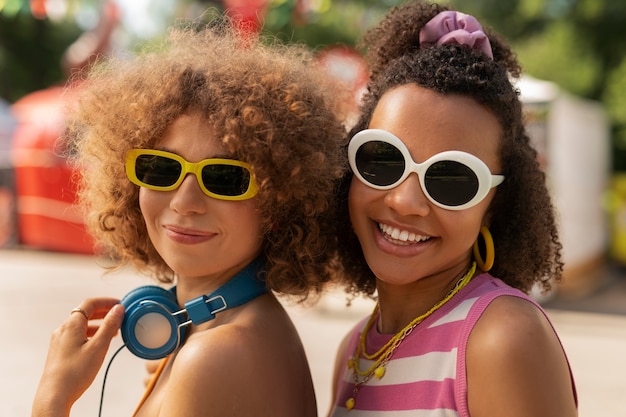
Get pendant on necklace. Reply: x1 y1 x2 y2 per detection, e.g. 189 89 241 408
346 397 355 410
374 365 386 379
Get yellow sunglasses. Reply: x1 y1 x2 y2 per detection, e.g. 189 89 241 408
125 149 258 201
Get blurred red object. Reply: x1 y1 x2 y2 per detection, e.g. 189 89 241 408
7 0 120 254
11 86 94 254
30 0 46 19
223 0 269 36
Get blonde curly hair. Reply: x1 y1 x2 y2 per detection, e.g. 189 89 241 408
66 21 349 300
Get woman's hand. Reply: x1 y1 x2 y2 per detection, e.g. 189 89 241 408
32 298 125 417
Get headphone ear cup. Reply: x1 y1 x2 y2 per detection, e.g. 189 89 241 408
120 286 187 360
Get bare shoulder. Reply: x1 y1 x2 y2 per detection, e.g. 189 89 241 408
157 297 316 417
177 317 264 370
466 295 577 417
470 295 554 348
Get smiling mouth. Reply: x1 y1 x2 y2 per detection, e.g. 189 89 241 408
378 223 431 245
163 225 215 243
165 225 211 236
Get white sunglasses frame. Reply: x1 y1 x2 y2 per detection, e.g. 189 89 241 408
348 129 504 210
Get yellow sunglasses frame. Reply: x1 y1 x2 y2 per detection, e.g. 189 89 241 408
125 149 258 201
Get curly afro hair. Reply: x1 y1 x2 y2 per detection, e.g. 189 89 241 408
66 20 350 301
335 1 563 296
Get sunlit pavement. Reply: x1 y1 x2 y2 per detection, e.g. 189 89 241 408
1 249 625 417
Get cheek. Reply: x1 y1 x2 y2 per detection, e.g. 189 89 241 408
348 179 368 224
138 188 152 219
439 206 489 250
138 188 164 230
474 190 496 227
348 179 383 243
232 200 264 239
138 188 147 206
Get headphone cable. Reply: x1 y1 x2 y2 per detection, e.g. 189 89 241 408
98 344 127 417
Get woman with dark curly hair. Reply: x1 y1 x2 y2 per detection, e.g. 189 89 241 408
31 21 349 417
328 2 578 416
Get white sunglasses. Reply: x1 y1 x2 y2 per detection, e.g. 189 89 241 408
348 129 504 210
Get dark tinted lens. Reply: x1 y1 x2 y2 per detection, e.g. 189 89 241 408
355 141 405 186
202 164 250 196
425 161 479 206
135 155 182 186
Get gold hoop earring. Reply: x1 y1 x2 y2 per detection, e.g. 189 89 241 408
473 226 495 272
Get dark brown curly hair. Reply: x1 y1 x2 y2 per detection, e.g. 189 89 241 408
66 21 350 300
335 0 563 296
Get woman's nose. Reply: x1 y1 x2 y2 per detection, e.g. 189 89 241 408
169 174 207 214
383 173 431 217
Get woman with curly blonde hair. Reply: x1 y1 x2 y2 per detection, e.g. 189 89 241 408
32 20 349 417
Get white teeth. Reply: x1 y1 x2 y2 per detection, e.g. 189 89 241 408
379 223 430 244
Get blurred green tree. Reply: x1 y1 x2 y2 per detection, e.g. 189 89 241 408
0 13 81 102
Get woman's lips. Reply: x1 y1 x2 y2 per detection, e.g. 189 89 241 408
163 225 215 244
378 222 431 245
372 220 434 257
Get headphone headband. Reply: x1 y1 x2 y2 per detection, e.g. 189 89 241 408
180 257 268 325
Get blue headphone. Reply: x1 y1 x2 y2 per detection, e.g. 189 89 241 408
120 258 267 360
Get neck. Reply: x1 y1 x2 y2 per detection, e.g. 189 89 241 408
176 257 267 334
376 262 475 334
174 256 261 307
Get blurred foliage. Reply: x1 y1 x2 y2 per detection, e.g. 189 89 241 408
0 13 81 101
448 0 625 100
185 0 401 49
260 0 398 49
447 0 626 170
1 0 625 169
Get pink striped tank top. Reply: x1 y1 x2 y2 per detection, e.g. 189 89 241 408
330 273 576 416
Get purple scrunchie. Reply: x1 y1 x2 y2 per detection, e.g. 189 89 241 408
419 11 493 59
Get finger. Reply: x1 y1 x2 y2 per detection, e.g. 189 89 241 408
74 297 121 321
86 325 99 338
70 308 89 320
86 325 107 338
89 304 125 349
85 325 120 339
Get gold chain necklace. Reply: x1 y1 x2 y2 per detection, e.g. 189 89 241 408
345 262 477 411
